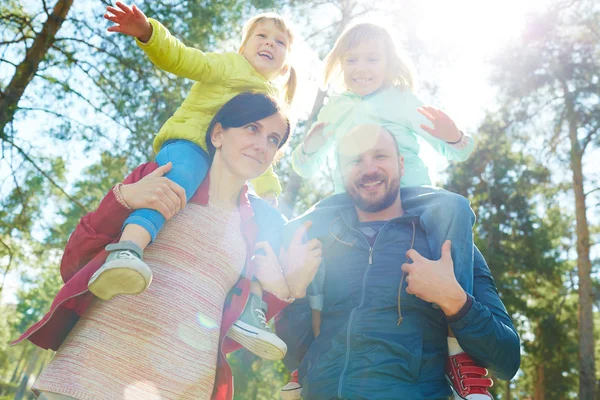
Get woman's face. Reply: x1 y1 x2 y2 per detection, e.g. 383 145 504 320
211 112 288 181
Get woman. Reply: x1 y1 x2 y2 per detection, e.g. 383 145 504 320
13 93 322 400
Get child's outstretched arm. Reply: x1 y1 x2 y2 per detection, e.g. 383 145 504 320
291 122 335 178
104 2 235 82
399 91 475 162
104 2 152 42
416 106 475 161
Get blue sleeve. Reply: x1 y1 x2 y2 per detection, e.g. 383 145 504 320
449 246 521 380
249 195 287 255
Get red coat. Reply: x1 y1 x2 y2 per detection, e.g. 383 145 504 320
12 162 289 400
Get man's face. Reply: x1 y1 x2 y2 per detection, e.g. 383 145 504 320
338 126 403 213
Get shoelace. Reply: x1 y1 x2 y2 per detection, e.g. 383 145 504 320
452 353 493 391
116 250 139 260
254 308 270 330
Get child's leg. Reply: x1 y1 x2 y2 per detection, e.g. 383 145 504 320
249 279 263 297
311 310 321 338
403 188 475 295
446 325 493 399
123 140 210 243
307 266 325 338
88 140 210 301
228 279 288 360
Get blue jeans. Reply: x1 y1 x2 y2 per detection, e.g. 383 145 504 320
401 186 475 295
123 140 210 242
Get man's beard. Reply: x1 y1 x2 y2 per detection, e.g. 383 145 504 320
345 173 400 213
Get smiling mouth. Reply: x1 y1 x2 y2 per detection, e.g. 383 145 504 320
244 154 263 165
353 78 372 83
258 51 274 60
359 180 384 189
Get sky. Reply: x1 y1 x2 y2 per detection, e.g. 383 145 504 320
0 0 578 304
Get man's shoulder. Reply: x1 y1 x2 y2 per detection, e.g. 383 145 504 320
284 194 353 243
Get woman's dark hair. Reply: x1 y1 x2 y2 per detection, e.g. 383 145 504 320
205 92 291 158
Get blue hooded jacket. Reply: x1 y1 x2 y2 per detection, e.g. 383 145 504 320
275 188 520 399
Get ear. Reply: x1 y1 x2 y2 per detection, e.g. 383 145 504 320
398 155 405 178
279 64 290 77
211 123 225 150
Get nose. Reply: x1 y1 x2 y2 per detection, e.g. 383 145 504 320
264 37 274 48
362 159 378 174
252 136 267 153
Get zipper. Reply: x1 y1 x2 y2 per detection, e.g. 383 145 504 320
336 219 391 397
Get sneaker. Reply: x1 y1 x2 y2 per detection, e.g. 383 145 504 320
227 293 287 360
280 369 302 400
88 241 152 301
446 352 493 399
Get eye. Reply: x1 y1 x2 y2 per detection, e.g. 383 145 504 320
268 136 281 146
246 124 258 133
277 40 286 46
257 33 266 38
345 58 356 64
368 57 380 63
376 154 388 159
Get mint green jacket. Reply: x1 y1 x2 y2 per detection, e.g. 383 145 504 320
291 86 475 191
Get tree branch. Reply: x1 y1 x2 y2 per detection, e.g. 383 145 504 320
0 0 74 140
0 237 13 295
3 138 88 213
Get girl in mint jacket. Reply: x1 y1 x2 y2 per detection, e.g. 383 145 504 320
282 22 488 400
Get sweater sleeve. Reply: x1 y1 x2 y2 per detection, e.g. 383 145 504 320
60 163 158 283
449 246 521 380
291 104 336 178
399 90 475 162
136 18 239 83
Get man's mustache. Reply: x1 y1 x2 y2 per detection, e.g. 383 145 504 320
358 173 387 185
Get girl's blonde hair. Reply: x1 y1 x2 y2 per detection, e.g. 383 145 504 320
239 12 297 105
323 23 416 92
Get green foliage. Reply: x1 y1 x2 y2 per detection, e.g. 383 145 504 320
228 350 289 399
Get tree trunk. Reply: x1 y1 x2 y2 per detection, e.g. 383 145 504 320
0 0 74 138
534 363 545 400
280 89 327 217
505 379 512 400
563 84 596 400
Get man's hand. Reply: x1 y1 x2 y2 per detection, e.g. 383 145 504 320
280 221 322 298
104 2 153 43
401 240 467 317
417 106 462 143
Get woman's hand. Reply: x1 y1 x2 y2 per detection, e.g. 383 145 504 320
253 242 290 300
120 162 187 219
417 106 462 143
104 2 153 43
301 123 332 155
280 221 322 298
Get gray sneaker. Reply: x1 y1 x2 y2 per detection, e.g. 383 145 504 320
227 293 287 360
88 241 152 301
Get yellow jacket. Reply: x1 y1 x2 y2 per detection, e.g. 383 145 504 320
136 18 282 196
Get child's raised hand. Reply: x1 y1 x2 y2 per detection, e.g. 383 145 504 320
104 2 153 43
417 106 462 143
302 122 332 155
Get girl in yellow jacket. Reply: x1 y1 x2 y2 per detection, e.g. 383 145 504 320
89 2 296 360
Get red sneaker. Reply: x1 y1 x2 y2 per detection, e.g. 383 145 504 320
446 353 493 399
280 369 302 400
